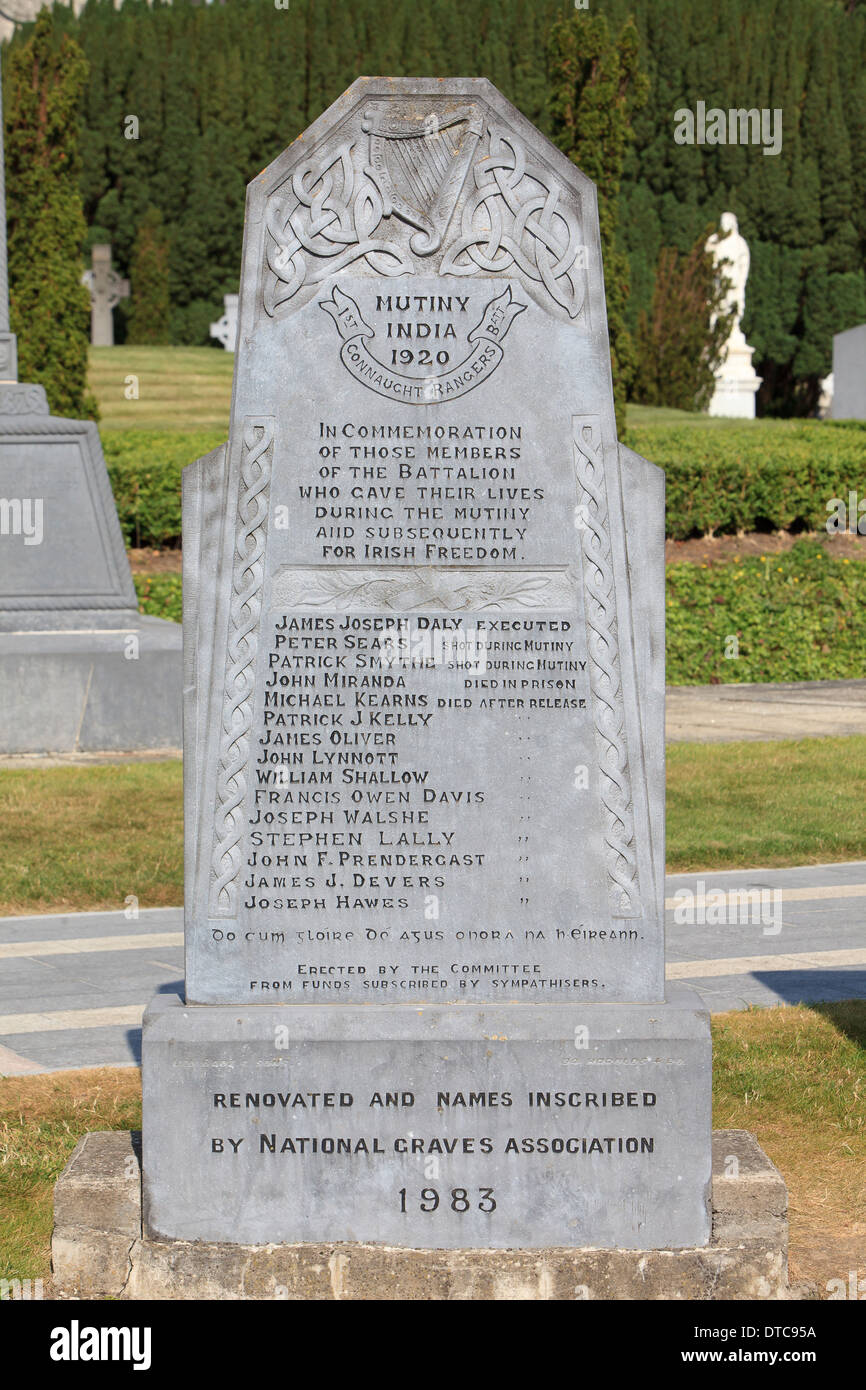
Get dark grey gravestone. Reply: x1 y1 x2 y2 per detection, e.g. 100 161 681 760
0 383 181 751
831 323 866 420
143 77 711 1250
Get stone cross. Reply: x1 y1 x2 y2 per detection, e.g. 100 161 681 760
82 244 129 347
209 293 239 351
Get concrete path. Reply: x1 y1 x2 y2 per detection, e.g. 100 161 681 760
666 679 866 742
0 860 864 1073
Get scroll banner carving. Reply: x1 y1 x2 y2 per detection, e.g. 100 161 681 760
319 284 526 403
209 417 274 918
271 565 578 614
573 418 641 919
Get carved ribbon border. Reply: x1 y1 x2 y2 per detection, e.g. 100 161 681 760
574 417 641 918
209 417 274 918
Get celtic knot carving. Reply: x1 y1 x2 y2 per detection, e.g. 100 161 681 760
440 126 585 319
574 417 640 918
263 142 411 316
261 112 586 321
209 417 274 917
0 383 48 415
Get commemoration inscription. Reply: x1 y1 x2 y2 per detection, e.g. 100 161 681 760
186 85 661 1006
144 80 708 1256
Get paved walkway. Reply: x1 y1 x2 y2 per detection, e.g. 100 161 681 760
0 860 864 1073
666 679 866 742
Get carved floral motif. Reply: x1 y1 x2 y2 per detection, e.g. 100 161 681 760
270 565 577 613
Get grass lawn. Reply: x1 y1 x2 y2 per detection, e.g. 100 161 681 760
0 737 864 914
666 736 866 872
89 346 233 431
0 762 183 915
1 1002 862 1292
87 346 818 436
627 403 774 429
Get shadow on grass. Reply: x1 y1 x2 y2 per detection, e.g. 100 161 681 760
806 998 866 1050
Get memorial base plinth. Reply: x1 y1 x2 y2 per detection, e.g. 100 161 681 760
52 1129 791 1300
140 992 711 1250
0 617 181 753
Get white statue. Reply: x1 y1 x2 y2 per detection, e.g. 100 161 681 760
707 211 749 337
705 212 761 418
818 373 834 419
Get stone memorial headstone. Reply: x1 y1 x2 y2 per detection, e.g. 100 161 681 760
706 213 761 418
143 78 711 1252
830 324 866 420
82 244 129 348
210 293 239 351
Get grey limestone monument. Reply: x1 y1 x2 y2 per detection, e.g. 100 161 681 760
148 74 702 1245
53 78 790 1298
0 79 180 753
830 323 866 420
82 243 129 348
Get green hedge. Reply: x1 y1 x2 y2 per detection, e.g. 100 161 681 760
107 422 866 548
132 574 183 623
666 540 866 683
135 541 866 685
103 429 224 548
627 420 866 540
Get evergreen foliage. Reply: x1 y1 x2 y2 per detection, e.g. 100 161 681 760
633 229 734 411
127 206 171 345
548 9 649 434
4 10 96 418
4 0 863 415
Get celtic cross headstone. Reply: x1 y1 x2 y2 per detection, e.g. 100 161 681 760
82 244 129 348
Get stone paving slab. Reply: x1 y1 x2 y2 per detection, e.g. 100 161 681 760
666 679 866 742
1 866 864 1072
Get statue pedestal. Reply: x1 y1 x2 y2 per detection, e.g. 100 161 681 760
708 334 761 419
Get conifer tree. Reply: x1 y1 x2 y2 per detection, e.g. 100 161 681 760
127 206 171 345
8 0 864 413
547 10 649 435
633 230 734 411
4 10 97 418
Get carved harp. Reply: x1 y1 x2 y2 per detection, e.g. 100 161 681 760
363 104 483 256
